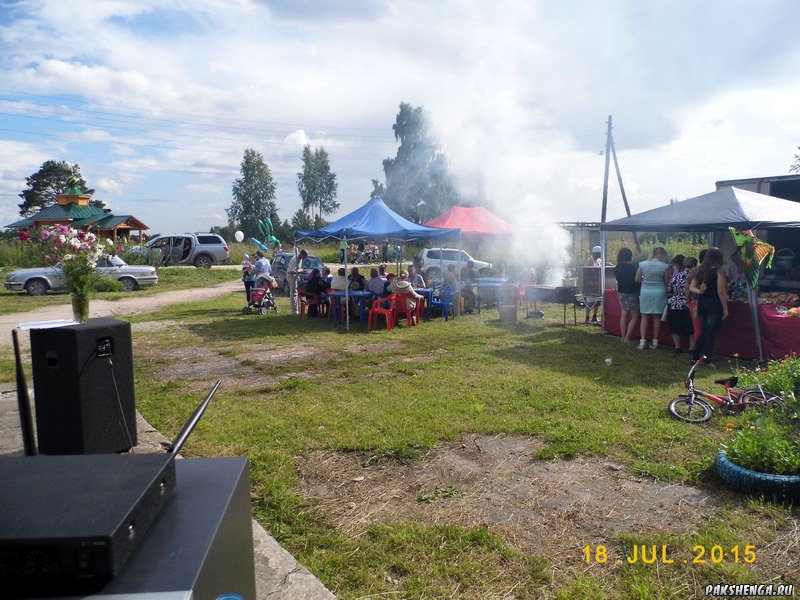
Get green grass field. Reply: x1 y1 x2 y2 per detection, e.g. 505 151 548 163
2 291 796 598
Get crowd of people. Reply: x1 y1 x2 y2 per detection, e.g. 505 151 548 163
614 245 730 367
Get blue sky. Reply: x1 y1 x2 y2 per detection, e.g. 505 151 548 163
1 0 799 236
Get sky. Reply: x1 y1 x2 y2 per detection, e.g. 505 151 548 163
1 0 799 237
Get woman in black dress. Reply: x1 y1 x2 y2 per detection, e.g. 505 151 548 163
614 247 640 342
689 248 728 367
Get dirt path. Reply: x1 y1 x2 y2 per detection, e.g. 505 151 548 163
0 279 242 349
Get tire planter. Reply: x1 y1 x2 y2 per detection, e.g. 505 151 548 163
715 451 800 502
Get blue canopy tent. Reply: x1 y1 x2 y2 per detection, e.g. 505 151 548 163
296 197 459 242
295 197 460 329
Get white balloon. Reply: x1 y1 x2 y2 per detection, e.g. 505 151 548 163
234 230 244 242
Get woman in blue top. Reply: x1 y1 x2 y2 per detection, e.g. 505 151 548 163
635 247 669 350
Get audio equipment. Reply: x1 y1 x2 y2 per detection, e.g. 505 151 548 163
1 458 256 600
30 318 137 454
0 381 221 584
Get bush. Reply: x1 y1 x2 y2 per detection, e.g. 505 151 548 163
95 278 123 292
722 416 800 475
737 355 800 401
721 355 800 476
0 238 47 268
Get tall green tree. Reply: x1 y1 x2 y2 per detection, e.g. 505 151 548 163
369 178 386 199
378 102 456 223
227 149 279 239
297 145 339 220
18 160 100 216
290 208 313 231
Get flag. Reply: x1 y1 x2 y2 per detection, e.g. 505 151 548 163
729 228 775 289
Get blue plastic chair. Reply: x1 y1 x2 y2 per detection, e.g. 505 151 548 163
430 285 457 321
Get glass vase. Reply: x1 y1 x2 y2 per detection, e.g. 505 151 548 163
71 293 90 323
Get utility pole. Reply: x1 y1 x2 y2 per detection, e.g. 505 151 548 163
600 116 612 224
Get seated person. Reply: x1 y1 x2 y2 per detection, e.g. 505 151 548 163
408 265 426 288
348 267 366 291
330 267 347 291
368 268 387 296
383 272 396 295
388 271 423 319
322 267 333 285
378 263 388 277
304 269 329 317
442 264 457 287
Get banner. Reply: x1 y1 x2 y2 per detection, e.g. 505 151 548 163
729 228 775 290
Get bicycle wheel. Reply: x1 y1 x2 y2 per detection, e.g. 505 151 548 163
668 396 712 423
741 389 786 414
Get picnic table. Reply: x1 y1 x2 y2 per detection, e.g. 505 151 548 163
473 279 515 314
416 287 435 320
328 290 374 326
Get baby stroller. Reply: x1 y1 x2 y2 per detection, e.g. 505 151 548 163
356 247 379 264
243 276 279 315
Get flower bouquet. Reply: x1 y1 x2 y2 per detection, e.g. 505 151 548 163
40 225 111 322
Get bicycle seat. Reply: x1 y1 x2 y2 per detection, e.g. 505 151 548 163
714 376 738 387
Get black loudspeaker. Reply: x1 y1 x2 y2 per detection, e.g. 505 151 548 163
30 318 137 454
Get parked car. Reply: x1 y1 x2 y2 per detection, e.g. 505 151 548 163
5 255 159 296
137 233 229 268
271 251 326 295
416 248 493 280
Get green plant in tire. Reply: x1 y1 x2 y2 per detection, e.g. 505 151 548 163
722 415 800 476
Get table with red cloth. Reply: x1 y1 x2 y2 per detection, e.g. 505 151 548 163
603 289 800 359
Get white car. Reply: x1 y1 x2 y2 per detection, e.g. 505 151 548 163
417 248 493 280
5 255 159 296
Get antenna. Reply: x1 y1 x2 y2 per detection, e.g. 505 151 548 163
168 380 221 454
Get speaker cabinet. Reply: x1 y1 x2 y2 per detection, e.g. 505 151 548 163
30 318 137 454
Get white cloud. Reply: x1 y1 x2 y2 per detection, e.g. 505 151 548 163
96 177 126 195
1 0 799 235
186 183 225 193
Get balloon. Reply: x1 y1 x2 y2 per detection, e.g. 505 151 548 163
249 237 269 252
257 220 269 238
268 235 280 244
234 230 244 242
264 217 274 233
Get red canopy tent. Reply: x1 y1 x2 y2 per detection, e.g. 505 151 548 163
423 206 515 237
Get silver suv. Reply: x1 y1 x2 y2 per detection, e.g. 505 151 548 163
417 248 492 280
141 233 229 268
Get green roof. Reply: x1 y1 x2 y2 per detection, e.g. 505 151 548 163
34 203 107 221
94 215 129 229
70 214 107 227
6 218 33 228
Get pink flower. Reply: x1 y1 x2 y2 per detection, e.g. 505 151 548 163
19 230 30 241
40 230 51 241
77 231 86 241
56 225 69 235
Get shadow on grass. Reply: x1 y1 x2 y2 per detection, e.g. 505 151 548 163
486 323 690 388
187 309 370 342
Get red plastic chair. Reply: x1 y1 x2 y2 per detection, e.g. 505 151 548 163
368 294 396 332
298 290 319 319
394 292 419 327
